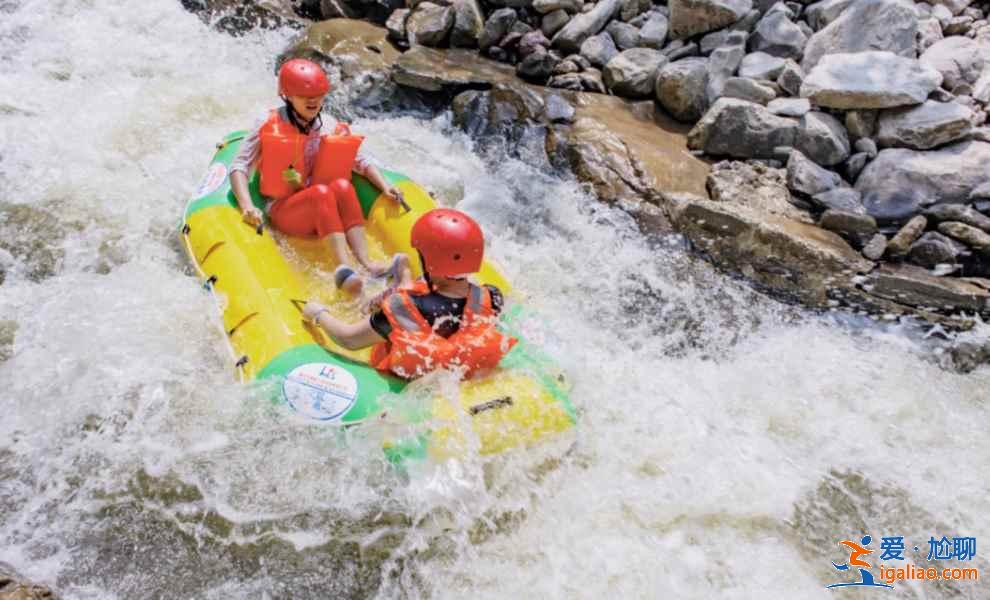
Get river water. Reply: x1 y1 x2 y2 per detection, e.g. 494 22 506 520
1 1 988 598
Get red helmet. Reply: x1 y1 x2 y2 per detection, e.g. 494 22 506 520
411 209 485 277
278 58 330 97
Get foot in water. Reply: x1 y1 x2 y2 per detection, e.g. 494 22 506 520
334 265 364 296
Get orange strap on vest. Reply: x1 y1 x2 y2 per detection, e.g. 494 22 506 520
259 109 309 201
370 282 517 380
311 122 365 185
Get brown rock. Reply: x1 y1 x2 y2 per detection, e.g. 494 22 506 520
706 160 812 223
885 215 927 257
865 263 990 313
287 19 401 81
938 221 990 252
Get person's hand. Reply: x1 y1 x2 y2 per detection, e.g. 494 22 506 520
384 186 410 211
303 301 330 323
241 206 263 227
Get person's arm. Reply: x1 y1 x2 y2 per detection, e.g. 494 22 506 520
304 302 385 350
230 124 264 226
355 153 408 210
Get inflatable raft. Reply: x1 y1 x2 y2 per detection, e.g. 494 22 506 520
181 131 576 464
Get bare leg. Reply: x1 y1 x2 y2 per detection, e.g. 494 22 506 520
345 226 388 274
327 232 353 267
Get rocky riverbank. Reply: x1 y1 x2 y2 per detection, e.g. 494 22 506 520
185 1 990 367
0 564 56 600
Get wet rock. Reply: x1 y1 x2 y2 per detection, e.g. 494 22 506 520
853 137 877 157
667 193 872 305
603 48 667 97
638 12 669 49
706 160 812 222
811 187 865 213
748 8 808 59
722 76 776 104
517 46 559 81
862 233 887 259
452 84 543 138
843 151 869 180
916 18 944 55
767 97 811 117
786 148 842 196
533 0 582 13
450 0 485 47
908 231 968 267
620 0 651 21
919 37 990 91
801 51 943 109
970 182 990 202
578 67 607 92
548 72 584 89
738 51 786 80
688 98 799 158
386 8 410 42
857 141 990 222
776 58 804 96
606 21 639 50
406 3 454 46
844 110 876 140
668 0 753 39
876 100 973 150
804 0 854 31
518 29 552 56
479 8 517 50
580 31 618 67
542 93 576 122
794 110 850 166
0 563 56 600
819 209 877 247
705 32 747 102
542 9 570 37
654 57 709 121
801 0 918 71
947 339 990 374
939 221 990 252
392 46 517 92
866 263 990 312
886 214 928 256
551 0 622 53
0 201 76 283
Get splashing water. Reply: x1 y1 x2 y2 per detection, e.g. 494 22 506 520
1 1 988 598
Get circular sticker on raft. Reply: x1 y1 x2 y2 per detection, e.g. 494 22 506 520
192 162 227 199
282 363 359 422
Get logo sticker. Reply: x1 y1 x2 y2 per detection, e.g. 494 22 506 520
193 162 228 199
282 362 359 422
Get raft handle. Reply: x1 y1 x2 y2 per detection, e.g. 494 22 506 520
181 223 191 235
469 396 513 416
235 355 249 368
256 223 264 236
205 274 218 289
216 135 245 151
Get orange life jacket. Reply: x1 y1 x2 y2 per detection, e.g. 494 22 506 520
258 109 310 201
311 122 365 185
370 281 517 380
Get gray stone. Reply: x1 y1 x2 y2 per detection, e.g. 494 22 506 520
386 8 410 42
551 0 622 53
706 160 812 222
655 57 710 121
517 47 558 80
800 51 943 109
620 0 651 21
844 152 870 180
886 215 928 256
776 58 804 96
607 21 640 50
795 110 850 166
944 15 974 36
924 203 990 232
533 0 582 13
579 66 607 92
518 29 552 56
767 97 811 116
542 9 570 37
857 141 990 222
919 37 990 91
811 186 865 213
406 3 454 46
804 0 854 31
801 0 918 71
917 18 944 55
908 231 968 267
479 8 516 50
973 67 990 103
552 58 579 74
638 12 669 49
542 93 576 122
819 209 878 247
844 110 877 139
580 31 619 67
688 98 800 158
722 77 777 104
667 41 700 61
971 182 990 201
603 48 667 97
854 137 877 157
929 0 972 16
450 0 484 47
786 148 843 195
705 33 747 103
876 100 974 150
669 0 753 39
939 221 990 251
866 263 990 313
749 9 808 59
739 51 786 79
568 53 592 69
700 29 731 55
549 72 585 89
862 233 887 259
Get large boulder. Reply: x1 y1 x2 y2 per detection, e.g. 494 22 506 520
786 148 843 196
919 37 990 91
638 12 669 49
800 51 943 109
479 8 517 51
551 0 622 53
687 97 799 158
655 57 710 121
392 46 517 92
668 0 753 39
795 110 850 166
875 100 974 150
856 141 990 223
450 0 485 47
739 51 786 80
406 2 455 46
706 160 812 222
606 21 640 50
748 8 808 59
801 0 918 70
603 48 667 98
580 31 619 68
865 263 990 313
705 31 747 103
